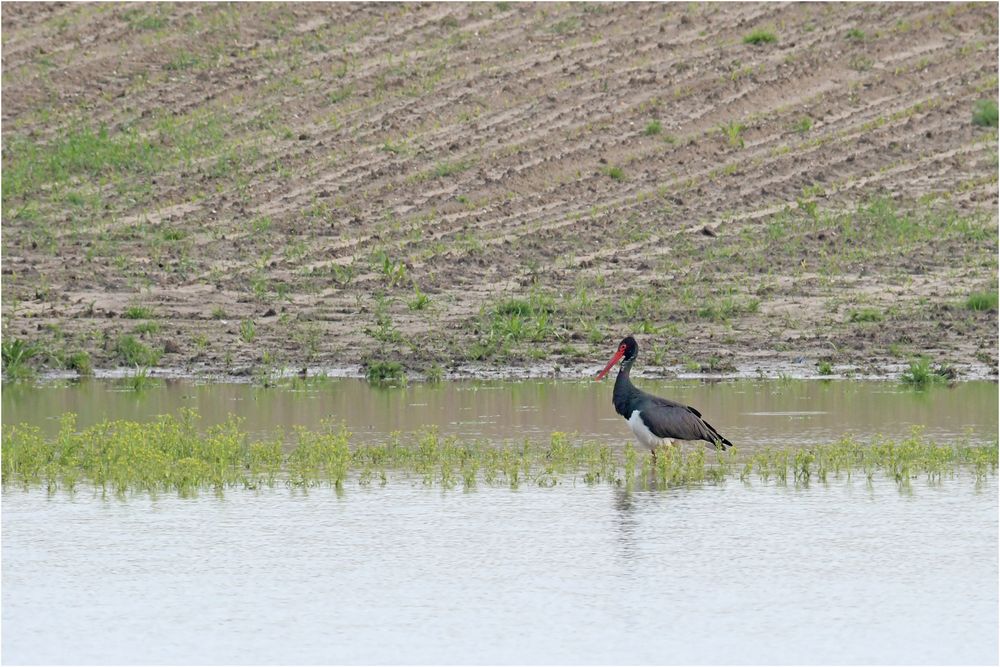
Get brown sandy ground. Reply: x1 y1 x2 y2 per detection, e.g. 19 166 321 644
1 2 997 381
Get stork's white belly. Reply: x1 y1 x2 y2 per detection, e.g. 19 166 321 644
628 410 671 451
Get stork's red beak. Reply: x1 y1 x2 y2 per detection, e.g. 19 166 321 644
596 346 626 380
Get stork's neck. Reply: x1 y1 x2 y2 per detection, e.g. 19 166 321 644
612 357 638 418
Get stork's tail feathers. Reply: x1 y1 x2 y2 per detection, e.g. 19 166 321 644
702 419 733 450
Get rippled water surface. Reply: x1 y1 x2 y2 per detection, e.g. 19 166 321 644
3 378 998 664
3 477 997 665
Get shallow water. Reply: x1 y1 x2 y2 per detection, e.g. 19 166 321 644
2 378 997 446
3 477 997 665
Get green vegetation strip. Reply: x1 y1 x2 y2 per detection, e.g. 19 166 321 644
2 411 996 496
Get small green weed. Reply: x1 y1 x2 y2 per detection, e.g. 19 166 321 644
972 99 998 128
115 335 162 367
965 291 998 311
645 120 662 136
901 357 946 387
123 305 155 319
366 360 405 386
743 29 777 45
239 319 256 344
849 308 883 323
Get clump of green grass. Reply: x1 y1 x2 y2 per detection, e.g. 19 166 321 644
408 286 430 311
123 305 155 319
845 28 866 41
115 335 162 367
2 413 995 496
817 360 833 376
743 29 777 45
966 291 998 311
719 120 746 148
65 351 92 376
849 308 883 323
366 360 405 386
1 339 38 381
603 166 625 181
470 292 556 359
132 321 161 336
972 99 998 128
644 120 662 136
794 116 813 134
239 319 256 343
901 357 947 387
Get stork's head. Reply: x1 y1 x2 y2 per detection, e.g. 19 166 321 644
595 336 638 380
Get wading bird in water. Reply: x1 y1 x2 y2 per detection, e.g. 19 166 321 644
596 336 733 458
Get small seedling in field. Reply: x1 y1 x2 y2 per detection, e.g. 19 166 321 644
966 291 998 311
972 99 998 128
845 28 866 41
794 117 813 134
645 120 662 136
123 305 155 319
408 286 430 311
849 308 883 323
239 319 256 343
817 360 833 375
719 120 746 148
743 29 777 45
132 321 161 336
211 307 228 320
115 335 162 366
603 166 625 180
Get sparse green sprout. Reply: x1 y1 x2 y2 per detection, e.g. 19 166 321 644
850 55 874 71
425 364 444 383
603 166 625 180
743 29 777 45
972 99 998 128
966 291 998 311
366 360 405 386
645 120 662 136
123 305 155 319
719 120 746 148
849 308 883 323
211 307 228 320
328 86 352 104
132 321 161 336
845 28 866 41
817 360 834 376
408 286 430 311
239 319 256 343
794 117 813 134
432 160 468 179
121 366 155 392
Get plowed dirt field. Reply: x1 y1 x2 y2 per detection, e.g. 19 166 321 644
2 2 997 380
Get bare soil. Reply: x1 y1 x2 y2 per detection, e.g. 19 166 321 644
2 2 997 380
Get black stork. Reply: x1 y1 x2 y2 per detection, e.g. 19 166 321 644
595 336 733 456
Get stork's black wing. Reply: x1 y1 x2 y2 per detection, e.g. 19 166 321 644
637 394 733 449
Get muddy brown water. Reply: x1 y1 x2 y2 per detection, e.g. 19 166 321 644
2 377 997 447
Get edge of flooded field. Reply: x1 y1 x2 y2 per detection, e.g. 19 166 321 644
27 359 1000 384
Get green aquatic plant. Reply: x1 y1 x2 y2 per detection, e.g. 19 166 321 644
2 412 995 497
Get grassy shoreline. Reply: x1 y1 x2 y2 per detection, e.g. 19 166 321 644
3 410 996 496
